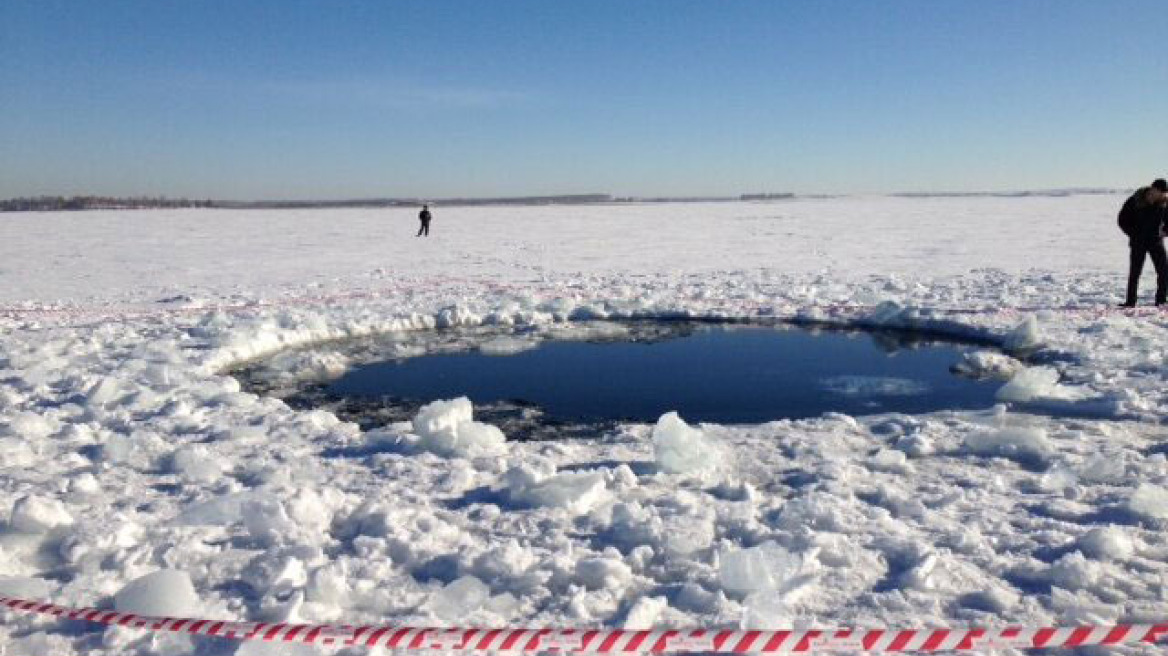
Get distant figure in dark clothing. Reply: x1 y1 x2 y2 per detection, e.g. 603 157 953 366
1117 179 1168 307
417 204 432 237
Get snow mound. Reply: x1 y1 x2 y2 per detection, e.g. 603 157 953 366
959 586 1020 614
996 367 1081 403
1125 484 1168 521
652 412 724 476
426 575 490 621
0 576 53 599
176 491 274 526
719 542 819 598
0 437 36 468
576 557 633 591
1 412 55 439
169 445 223 483
622 596 669 630
68 473 101 498
87 377 127 407
1037 465 1078 492
502 463 611 514
963 426 1053 467
241 497 303 547
868 448 914 474
661 512 717 556
9 495 73 533
1077 526 1134 560
951 351 1024 381
722 543 820 628
1078 455 1125 484
411 397 507 458
1046 552 1102 591
263 349 351 384
1004 316 1042 351
114 570 200 617
894 432 935 457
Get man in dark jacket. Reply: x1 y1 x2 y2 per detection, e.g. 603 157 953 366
417 204 432 237
1118 179 1168 307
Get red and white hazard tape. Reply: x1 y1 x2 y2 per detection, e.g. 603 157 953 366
3 597 1167 653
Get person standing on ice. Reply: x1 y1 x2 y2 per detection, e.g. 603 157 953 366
1117 179 1168 307
417 204 432 237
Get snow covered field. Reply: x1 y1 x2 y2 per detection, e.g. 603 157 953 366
2 195 1168 655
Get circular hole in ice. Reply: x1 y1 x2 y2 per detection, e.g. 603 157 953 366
231 320 1009 437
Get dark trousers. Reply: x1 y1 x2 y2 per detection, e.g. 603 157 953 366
1126 240 1168 305
416 220 430 236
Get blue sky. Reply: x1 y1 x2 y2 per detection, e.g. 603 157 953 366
2 1 1166 199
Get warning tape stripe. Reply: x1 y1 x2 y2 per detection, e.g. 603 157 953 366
2 596 1167 652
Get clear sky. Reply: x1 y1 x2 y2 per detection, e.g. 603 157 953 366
2 1 1166 200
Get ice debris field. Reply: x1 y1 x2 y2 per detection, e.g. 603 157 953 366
1 195 1168 655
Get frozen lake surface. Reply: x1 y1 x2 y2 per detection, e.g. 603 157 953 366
6 197 1168 655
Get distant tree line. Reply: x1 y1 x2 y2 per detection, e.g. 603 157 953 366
0 196 213 212
1 195 625 212
740 193 795 201
216 194 615 209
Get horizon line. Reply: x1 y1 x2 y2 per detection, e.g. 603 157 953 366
0 186 1132 206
